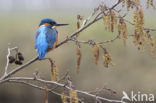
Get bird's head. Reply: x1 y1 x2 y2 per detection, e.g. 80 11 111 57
39 18 68 28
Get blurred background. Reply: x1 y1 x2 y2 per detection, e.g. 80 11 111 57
0 0 156 103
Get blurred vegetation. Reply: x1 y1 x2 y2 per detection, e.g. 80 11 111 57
0 4 156 103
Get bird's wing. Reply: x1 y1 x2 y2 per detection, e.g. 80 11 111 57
46 28 58 48
35 27 58 59
35 27 49 59
35 30 40 49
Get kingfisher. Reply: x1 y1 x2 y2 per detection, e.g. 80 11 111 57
35 18 68 59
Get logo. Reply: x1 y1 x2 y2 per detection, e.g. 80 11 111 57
121 91 154 103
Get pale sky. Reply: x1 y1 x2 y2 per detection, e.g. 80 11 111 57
0 0 154 12
0 0 117 11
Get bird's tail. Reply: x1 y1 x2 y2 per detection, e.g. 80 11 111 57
37 46 47 59
35 34 48 60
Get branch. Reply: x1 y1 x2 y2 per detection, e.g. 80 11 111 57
4 47 18 76
1 56 38 80
8 80 72 101
69 34 120 45
3 77 122 103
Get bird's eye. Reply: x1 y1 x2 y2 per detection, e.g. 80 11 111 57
50 22 56 25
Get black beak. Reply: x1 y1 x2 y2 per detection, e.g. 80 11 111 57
55 23 69 26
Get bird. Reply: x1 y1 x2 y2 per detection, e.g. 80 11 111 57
35 18 68 59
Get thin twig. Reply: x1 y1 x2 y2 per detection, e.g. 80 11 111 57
69 34 120 45
4 47 18 76
1 57 38 80
98 35 120 44
123 18 156 32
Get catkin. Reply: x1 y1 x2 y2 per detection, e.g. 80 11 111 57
112 11 118 27
110 11 114 32
70 89 78 103
45 87 48 103
147 0 150 8
146 0 155 8
118 24 122 38
77 21 80 29
102 11 117 32
133 7 146 50
127 0 131 10
150 0 154 7
107 13 111 32
92 43 100 65
103 53 115 68
122 0 125 7
70 89 74 103
121 21 128 46
133 0 140 4
77 20 80 36
61 93 67 103
110 11 117 32
76 47 82 73
133 9 139 45
102 14 107 30
150 36 155 57
51 64 59 81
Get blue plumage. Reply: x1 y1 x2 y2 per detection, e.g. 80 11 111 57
46 28 58 48
35 18 68 59
35 18 58 59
